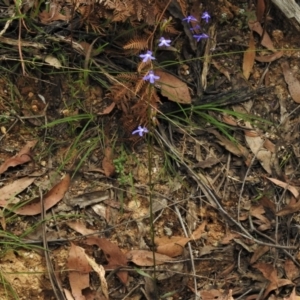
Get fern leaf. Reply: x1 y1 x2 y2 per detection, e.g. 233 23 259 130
123 38 148 50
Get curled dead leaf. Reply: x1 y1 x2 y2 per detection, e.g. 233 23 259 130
281 61 300 103
9 174 70 215
248 20 275 51
0 140 37 175
255 51 283 62
126 249 174 266
243 32 255 80
155 69 191 104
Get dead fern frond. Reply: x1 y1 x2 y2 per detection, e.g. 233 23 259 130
134 77 147 94
137 60 152 73
176 0 187 16
123 37 149 50
163 22 181 34
116 73 139 82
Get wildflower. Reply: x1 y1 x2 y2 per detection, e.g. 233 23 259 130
201 11 211 23
143 70 160 84
193 33 209 42
190 24 201 31
182 15 198 23
158 37 171 47
139 50 155 63
132 126 149 137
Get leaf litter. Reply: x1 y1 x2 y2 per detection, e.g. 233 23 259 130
2 0 300 299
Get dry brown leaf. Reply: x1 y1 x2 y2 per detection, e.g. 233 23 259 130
2 174 70 215
84 254 108 299
67 243 91 300
0 177 35 201
254 262 278 285
85 236 128 284
190 220 207 240
243 32 255 80
201 289 223 300
276 200 300 216
244 124 272 174
102 147 115 177
248 20 275 51
260 196 276 214
126 249 174 266
284 260 299 281
256 0 265 22
250 245 270 264
250 205 271 227
267 177 299 198
155 69 191 104
98 102 116 115
208 129 249 158
67 220 97 236
155 236 190 257
255 51 283 62
220 232 241 244
263 139 276 153
281 61 300 103
212 59 231 81
263 278 294 299
0 140 37 174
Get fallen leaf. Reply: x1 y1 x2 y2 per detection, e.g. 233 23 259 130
254 262 278 285
208 129 249 158
67 243 91 300
276 200 300 216
102 147 115 177
0 177 35 201
256 0 265 22
126 249 174 266
155 69 191 104
248 20 275 51
281 61 300 103
98 102 116 115
284 260 299 281
45 55 62 69
0 140 37 175
250 205 271 231
250 245 270 264
212 59 231 81
190 220 207 240
155 236 191 257
255 51 283 62
2 174 71 215
86 236 128 284
267 177 299 198
244 124 272 174
243 32 255 80
67 220 97 235
85 254 108 299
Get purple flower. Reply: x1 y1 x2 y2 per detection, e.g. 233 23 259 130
190 24 201 31
201 11 211 23
139 50 155 63
182 15 198 23
143 70 160 84
193 33 209 42
132 126 149 137
158 37 171 47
